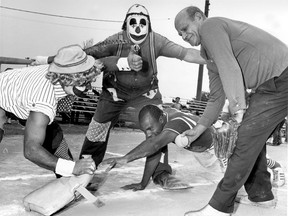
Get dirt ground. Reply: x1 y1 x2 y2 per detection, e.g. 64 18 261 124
0 122 287 216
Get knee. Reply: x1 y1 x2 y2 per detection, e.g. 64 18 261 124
86 119 111 142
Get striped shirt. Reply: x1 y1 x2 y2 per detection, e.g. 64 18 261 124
163 108 213 152
0 65 67 124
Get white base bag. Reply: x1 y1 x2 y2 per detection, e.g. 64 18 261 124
23 174 93 216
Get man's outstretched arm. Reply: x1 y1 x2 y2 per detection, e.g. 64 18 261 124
124 130 176 163
100 130 177 168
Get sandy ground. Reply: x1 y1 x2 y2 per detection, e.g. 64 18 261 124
0 124 287 216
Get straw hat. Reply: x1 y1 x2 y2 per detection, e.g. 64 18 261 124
49 44 95 74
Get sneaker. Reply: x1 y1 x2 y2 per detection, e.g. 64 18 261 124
272 167 285 187
235 196 276 208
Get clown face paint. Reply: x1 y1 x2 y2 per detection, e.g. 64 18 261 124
127 14 149 45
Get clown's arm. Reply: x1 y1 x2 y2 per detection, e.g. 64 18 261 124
157 33 206 65
33 43 142 72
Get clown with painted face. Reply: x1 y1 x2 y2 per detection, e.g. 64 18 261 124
124 4 151 45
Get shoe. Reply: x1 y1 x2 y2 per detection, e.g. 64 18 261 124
235 196 276 208
272 167 285 187
184 205 231 216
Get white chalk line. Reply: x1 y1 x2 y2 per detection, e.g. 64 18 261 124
90 181 216 202
0 151 182 181
105 151 124 157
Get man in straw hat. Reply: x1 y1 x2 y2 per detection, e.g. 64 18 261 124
0 44 103 177
33 4 206 170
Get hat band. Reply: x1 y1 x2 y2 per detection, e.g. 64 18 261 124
127 12 149 19
54 54 88 68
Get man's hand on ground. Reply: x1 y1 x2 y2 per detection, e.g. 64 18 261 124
121 183 145 191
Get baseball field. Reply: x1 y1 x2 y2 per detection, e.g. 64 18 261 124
0 122 287 216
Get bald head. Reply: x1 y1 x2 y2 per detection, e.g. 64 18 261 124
175 6 205 27
174 6 205 47
174 7 188 29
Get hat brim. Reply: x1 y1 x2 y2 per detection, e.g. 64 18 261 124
48 55 95 74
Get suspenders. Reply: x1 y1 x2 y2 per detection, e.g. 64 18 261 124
116 32 124 57
116 31 158 87
149 31 158 85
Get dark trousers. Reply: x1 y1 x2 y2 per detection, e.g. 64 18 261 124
43 121 72 160
210 67 288 213
271 119 285 145
43 121 73 178
79 89 162 166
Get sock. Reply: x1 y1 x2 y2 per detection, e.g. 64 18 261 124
267 158 281 169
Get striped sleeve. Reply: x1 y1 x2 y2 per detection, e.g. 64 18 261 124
29 102 55 124
163 115 197 135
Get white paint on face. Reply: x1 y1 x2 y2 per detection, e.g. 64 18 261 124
127 14 149 44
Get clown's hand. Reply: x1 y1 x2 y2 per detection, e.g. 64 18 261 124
127 45 143 72
30 56 49 66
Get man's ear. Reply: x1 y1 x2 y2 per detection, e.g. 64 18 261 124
194 12 203 21
159 114 165 124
